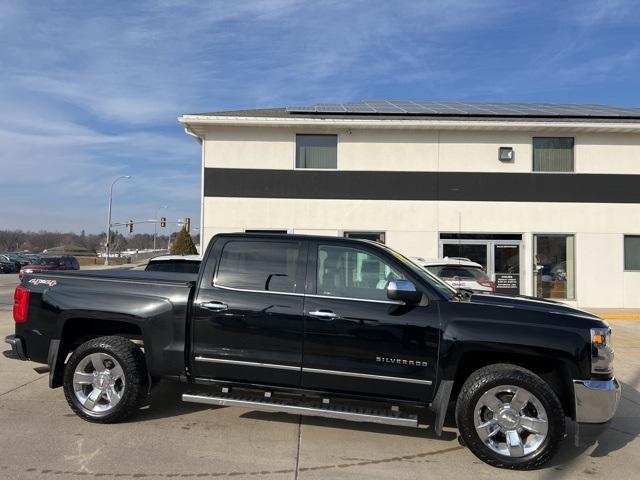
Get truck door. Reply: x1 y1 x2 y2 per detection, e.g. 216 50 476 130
301 241 439 402
191 238 307 387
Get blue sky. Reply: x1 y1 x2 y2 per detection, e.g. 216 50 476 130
1 0 639 233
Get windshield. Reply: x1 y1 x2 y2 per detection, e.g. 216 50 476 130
374 244 458 299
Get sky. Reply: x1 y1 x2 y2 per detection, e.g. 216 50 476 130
1 0 639 234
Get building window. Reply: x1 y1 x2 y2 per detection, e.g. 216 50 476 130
295 134 337 169
624 235 640 271
215 240 302 293
534 234 575 299
533 137 574 172
343 231 386 243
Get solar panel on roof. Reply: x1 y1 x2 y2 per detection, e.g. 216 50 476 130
315 103 347 113
286 105 316 112
364 101 407 113
343 103 377 113
284 101 640 118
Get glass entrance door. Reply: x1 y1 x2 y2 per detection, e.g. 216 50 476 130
442 243 488 270
493 244 521 295
440 238 523 295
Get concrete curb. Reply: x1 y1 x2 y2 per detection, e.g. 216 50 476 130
599 314 640 321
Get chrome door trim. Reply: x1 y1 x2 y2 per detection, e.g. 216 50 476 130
305 293 403 305
195 356 301 372
212 283 305 297
303 367 432 385
194 357 433 385
211 284 403 304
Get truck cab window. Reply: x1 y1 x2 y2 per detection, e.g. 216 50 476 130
215 240 301 293
317 245 404 301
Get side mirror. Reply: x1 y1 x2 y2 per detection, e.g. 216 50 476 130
387 280 422 304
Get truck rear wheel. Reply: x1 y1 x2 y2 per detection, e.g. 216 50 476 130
455 363 565 470
63 336 148 423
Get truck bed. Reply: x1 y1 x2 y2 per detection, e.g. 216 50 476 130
17 269 197 382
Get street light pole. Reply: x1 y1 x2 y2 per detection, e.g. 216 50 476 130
153 205 168 251
105 175 131 265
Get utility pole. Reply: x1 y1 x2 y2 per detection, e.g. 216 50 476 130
105 175 131 265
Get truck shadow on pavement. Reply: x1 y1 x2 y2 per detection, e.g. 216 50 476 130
131 381 215 421
242 410 458 441
130 377 638 466
132 380 457 440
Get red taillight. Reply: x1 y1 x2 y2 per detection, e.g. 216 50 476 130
13 285 30 323
479 280 496 292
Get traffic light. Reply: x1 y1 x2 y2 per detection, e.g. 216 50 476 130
185 217 191 233
128 220 133 233
160 217 166 228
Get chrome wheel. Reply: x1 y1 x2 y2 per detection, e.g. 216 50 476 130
73 352 125 416
473 385 548 458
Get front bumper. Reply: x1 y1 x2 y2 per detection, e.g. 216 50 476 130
573 378 621 423
3 335 27 361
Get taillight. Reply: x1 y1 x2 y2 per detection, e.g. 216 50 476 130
478 280 496 292
13 285 30 323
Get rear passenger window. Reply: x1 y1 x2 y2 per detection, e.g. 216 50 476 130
215 241 302 293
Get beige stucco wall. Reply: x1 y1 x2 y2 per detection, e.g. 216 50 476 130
198 124 640 308
203 126 640 174
200 196 640 307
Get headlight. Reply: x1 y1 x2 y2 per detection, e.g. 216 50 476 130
591 327 614 376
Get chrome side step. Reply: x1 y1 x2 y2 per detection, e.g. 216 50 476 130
182 392 418 428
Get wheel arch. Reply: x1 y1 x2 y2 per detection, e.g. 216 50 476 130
49 317 145 388
450 350 575 420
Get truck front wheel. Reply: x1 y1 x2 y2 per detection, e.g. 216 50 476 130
455 363 565 470
63 336 148 423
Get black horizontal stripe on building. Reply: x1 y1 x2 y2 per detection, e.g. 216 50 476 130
204 168 640 203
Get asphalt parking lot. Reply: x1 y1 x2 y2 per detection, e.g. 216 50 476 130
0 273 638 479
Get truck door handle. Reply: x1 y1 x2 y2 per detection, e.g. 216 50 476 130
201 301 228 312
308 310 339 319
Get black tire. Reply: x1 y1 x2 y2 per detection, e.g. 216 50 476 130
63 336 148 423
455 363 565 470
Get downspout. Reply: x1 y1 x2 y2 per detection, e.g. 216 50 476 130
183 126 205 254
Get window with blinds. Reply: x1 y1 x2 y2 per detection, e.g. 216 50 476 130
295 134 337 169
533 137 574 172
624 235 640 271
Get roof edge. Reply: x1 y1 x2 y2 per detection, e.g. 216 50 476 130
178 114 640 133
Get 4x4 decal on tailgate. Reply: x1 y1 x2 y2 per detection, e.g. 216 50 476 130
28 278 57 287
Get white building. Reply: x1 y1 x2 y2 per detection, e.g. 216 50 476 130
179 101 640 308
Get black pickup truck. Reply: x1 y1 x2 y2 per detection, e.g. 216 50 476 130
5 233 620 470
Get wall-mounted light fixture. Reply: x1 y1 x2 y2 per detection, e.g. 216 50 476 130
498 146 514 162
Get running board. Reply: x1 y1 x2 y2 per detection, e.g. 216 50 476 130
182 392 418 428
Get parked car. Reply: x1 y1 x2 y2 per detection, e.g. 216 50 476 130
412 257 496 292
144 254 202 274
4 234 619 470
6 253 31 267
0 254 21 273
0 260 16 273
18 255 80 279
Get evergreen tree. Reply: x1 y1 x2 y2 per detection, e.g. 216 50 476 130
170 227 198 255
